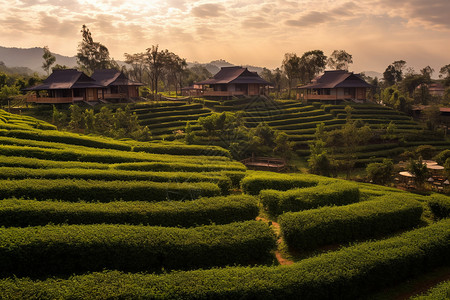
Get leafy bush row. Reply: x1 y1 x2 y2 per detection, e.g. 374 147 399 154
428 194 450 220
241 172 324 195
260 181 360 216
0 129 132 151
411 280 450 300
0 179 221 202
1 219 448 299
0 195 258 227
132 103 203 114
249 114 333 128
0 221 276 277
0 167 232 194
336 113 412 121
139 113 210 126
244 109 326 123
0 144 231 164
137 108 210 120
279 196 423 249
132 142 231 157
0 155 109 169
113 160 246 172
270 118 345 131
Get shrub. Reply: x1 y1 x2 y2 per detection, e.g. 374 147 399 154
0 219 448 299
0 195 259 227
433 149 450 165
366 158 394 184
428 194 450 220
0 155 109 169
411 280 450 299
260 181 360 215
0 221 276 277
113 161 246 173
279 196 423 249
0 179 221 202
241 172 322 195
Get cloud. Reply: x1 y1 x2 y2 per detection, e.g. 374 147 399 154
242 16 273 29
285 2 359 27
191 3 225 18
376 0 450 30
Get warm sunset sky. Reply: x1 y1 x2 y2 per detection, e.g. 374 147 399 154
1 0 449 73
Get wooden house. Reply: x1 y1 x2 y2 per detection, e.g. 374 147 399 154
190 67 270 98
25 69 142 104
297 70 372 103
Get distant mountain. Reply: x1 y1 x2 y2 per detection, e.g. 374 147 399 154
1 46 270 77
0 46 77 74
188 59 265 75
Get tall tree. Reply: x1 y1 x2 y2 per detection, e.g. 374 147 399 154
124 52 146 83
420 66 434 82
299 50 327 84
145 45 170 96
383 60 406 86
42 46 56 75
282 53 301 99
327 50 353 70
76 25 113 75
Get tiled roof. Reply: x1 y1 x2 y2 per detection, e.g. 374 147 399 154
299 70 372 89
196 67 270 85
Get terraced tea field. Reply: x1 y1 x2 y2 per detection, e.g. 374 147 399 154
130 98 450 165
0 109 449 299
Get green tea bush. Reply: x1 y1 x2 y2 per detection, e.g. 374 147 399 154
0 221 276 276
0 155 109 169
428 194 450 220
113 161 246 172
279 196 423 249
0 195 258 227
0 167 232 194
0 179 221 202
0 219 448 299
241 172 323 195
410 280 450 299
260 181 360 215
132 142 230 157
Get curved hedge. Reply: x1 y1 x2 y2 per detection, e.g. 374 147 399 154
0 195 259 227
411 280 450 300
132 142 230 157
428 194 450 220
0 167 232 194
260 181 360 215
241 172 324 195
279 196 423 249
0 179 221 202
1 219 448 299
0 221 276 277
113 161 246 172
0 155 109 169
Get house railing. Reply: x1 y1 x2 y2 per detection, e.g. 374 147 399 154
202 91 246 97
103 93 127 99
26 96 83 103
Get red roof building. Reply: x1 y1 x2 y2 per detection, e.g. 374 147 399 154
190 66 270 98
297 70 372 103
25 69 143 104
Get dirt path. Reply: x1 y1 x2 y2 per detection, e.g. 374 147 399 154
256 216 294 266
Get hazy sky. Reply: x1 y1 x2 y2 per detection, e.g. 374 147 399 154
1 0 449 73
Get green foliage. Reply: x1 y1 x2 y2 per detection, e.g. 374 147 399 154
408 157 429 188
1 219 448 299
41 46 56 75
0 221 276 277
0 195 259 228
366 158 394 184
0 179 221 202
260 181 360 216
381 85 412 113
411 280 450 300
428 194 450 220
279 196 423 249
433 149 450 165
241 172 321 195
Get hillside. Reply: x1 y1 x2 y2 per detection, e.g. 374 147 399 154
0 109 448 298
129 98 450 166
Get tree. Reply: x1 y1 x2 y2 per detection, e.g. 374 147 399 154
408 157 429 190
281 53 301 99
42 46 56 75
124 52 146 83
366 159 394 185
308 123 333 176
327 50 353 70
145 45 170 97
299 50 327 84
420 66 434 82
274 132 294 161
422 105 441 131
383 60 406 86
68 104 85 131
439 64 450 86
413 84 432 105
165 52 187 95
76 25 113 75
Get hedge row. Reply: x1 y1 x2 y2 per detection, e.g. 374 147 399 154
0 129 132 151
0 221 276 277
336 113 412 121
132 142 231 157
139 113 210 126
0 155 109 169
137 108 210 120
428 194 450 220
279 196 423 249
132 104 203 114
241 172 324 195
243 109 325 123
0 195 258 227
113 160 246 173
0 179 221 202
0 219 448 299
0 167 232 194
411 280 450 299
0 144 231 164
260 181 360 216
270 118 345 131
